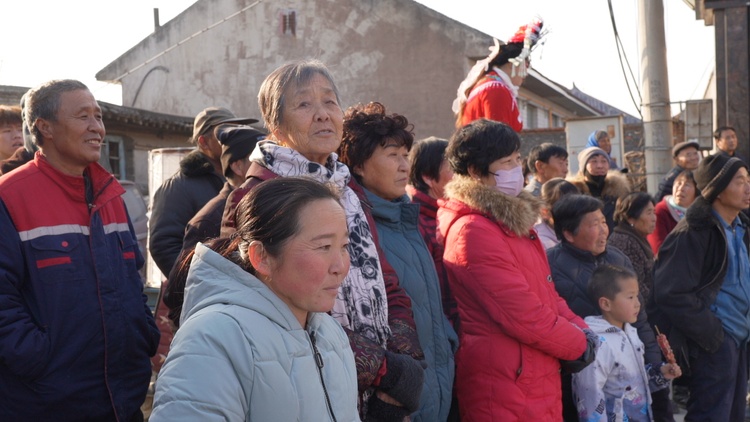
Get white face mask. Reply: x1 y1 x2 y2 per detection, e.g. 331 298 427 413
493 165 524 197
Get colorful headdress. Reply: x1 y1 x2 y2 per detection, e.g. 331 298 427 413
452 17 546 114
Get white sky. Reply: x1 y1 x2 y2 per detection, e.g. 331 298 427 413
0 0 713 118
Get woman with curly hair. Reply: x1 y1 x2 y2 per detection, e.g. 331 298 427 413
338 102 458 422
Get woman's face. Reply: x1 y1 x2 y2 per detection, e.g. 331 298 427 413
356 140 410 201
265 198 350 327
672 175 697 208
426 159 454 199
628 201 656 237
477 150 522 186
597 135 612 154
275 73 344 164
565 209 609 255
585 154 610 177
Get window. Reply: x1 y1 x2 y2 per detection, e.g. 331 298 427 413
552 114 564 128
526 103 539 129
101 135 126 179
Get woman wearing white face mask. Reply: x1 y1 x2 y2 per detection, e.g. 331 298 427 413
437 119 595 421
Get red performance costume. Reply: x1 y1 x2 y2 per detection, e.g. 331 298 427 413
453 17 545 131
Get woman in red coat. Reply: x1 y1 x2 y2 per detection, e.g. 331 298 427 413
437 119 596 421
647 169 698 256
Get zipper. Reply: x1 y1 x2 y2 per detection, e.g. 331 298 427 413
309 331 337 422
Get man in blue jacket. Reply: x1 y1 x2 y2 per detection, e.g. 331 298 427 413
0 79 160 421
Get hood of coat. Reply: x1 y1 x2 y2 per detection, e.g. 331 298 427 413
181 243 304 330
442 175 544 237
584 315 627 336
568 170 630 199
180 150 218 178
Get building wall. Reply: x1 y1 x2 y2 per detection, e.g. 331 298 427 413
99 0 517 140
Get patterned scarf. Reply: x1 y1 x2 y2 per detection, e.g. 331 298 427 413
666 195 687 223
250 141 391 346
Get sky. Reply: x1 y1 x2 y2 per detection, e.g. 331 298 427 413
0 0 713 118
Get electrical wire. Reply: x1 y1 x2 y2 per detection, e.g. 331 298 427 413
110 0 263 83
607 0 643 119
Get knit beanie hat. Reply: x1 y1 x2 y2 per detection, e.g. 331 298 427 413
693 154 747 203
577 146 608 175
216 124 267 177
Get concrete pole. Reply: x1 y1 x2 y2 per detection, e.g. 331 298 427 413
638 0 673 194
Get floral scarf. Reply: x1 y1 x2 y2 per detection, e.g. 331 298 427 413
666 195 687 223
250 141 391 346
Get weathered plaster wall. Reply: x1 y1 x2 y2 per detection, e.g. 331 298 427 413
98 0 492 139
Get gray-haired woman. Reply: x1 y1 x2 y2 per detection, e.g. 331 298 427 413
218 60 424 420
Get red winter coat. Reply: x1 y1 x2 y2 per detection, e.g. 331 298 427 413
459 71 523 132
437 177 587 421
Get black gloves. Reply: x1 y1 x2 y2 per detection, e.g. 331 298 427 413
561 328 599 374
365 351 425 421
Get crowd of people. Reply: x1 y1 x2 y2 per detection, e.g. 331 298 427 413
1 16 750 422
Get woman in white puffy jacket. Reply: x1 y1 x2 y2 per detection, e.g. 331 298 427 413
151 178 359 421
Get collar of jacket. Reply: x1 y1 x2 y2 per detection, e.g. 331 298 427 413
406 185 438 220
35 152 122 205
568 170 630 199
365 188 419 229
180 149 222 179
612 222 653 258
443 175 543 237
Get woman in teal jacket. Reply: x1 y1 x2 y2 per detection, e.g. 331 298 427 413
339 102 458 421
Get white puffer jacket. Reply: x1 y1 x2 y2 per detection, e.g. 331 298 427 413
151 243 359 422
572 315 655 422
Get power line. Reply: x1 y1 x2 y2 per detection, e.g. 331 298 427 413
607 0 643 120
111 0 263 83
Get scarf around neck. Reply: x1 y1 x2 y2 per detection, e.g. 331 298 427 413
250 141 391 346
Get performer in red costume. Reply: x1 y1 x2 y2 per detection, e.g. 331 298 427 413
453 17 545 131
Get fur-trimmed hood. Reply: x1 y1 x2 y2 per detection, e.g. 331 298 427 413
179 150 218 178
568 170 630 199
443 175 544 237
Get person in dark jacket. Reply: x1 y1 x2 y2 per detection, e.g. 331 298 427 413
568 146 631 233
547 194 671 422
654 140 700 201
149 107 257 278
164 124 265 327
0 79 159 421
651 154 750 421
607 192 657 303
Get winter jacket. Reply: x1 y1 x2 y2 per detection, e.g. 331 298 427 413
437 176 587 421
162 181 235 327
655 165 684 202
650 196 750 371
151 243 359 421
221 161 423 391
367 189 458 422
149 150 224 277
568 171 631 233
608 223 655 303
647 198 679 256
459 70 523 131
406 185 458 327
572 316 655 422
546 242 662 366
0 154 159 421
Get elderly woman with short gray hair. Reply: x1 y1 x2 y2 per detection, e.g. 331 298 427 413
220 60 425 420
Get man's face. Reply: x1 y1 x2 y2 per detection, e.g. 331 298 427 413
715 166 750 214
38 89 105 176
716 129 738 154
675 146 700 170
199 130 223 162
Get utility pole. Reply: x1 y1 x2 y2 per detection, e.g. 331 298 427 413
638 0 673 194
